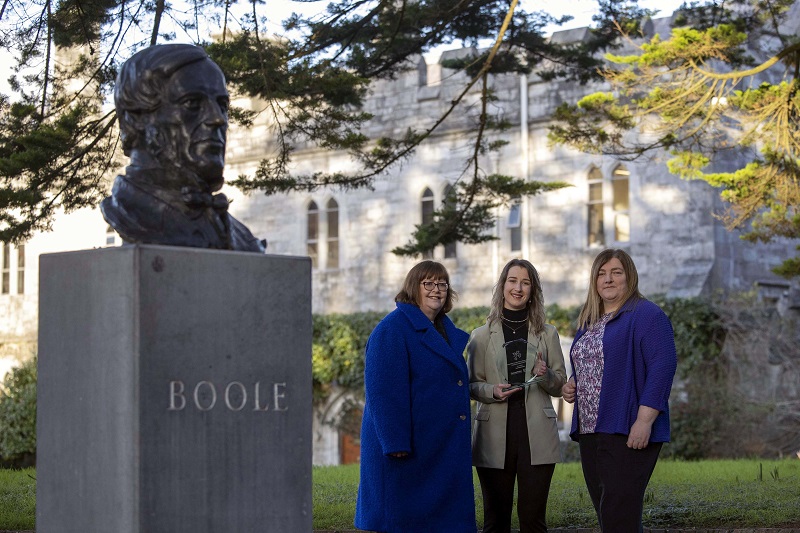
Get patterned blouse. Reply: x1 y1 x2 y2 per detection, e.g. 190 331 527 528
572 312 613 434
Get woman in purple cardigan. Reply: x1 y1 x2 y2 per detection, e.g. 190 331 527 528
562 249 677 533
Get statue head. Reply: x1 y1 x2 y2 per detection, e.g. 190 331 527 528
115 44 230 192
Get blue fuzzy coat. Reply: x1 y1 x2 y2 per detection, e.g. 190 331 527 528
355 303 476 533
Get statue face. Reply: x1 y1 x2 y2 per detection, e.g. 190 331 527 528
147 58 230 191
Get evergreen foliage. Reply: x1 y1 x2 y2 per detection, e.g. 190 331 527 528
0 295 795 460
0 0 655 252
548 0 800 276
309 296 798 458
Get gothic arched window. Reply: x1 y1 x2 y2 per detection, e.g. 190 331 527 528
587 166 605 246
421 188 434 259
307 201 319 268
326 198 339 269
612 165 630 242
443 185 457 259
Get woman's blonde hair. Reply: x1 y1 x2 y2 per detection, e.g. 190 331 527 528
395 260 458 320
577 248 642 330
486 259 546 335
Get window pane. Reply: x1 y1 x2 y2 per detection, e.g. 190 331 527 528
307 243 318 268
507 203 521 229
612 166 630 177
615 213 630 242
442 186 457 259
307 202 319 268
17 244 24 294
327 206 339 239
589 182 603 202
1 244 8 294
307 211 319 240
588 167 603 181
327 240 339 269
325 199 340 269
588 204 605 246
106 226 116 246
510 227 522 252
421 188 434 225
612 177 629 211
509 199 522 251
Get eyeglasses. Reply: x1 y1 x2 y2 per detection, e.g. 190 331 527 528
421 281 449 291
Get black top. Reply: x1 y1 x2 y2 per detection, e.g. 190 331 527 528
501 307 529 406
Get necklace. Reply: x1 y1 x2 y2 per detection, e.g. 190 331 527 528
501 315 529 335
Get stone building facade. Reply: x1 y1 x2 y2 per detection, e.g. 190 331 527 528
0 15 795 464
222 17 792 317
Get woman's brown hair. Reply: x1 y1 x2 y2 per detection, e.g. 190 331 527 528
577 248 642 330
395 260 458 319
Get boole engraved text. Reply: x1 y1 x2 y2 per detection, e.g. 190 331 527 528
168 380 288 412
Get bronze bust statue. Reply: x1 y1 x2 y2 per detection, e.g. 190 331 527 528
102 44 266 252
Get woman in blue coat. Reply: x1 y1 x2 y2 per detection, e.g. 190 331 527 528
562 249 677 533
355 260 476 533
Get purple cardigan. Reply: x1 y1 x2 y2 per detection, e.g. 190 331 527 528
569 297 677 443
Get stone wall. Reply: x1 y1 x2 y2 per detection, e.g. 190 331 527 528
224 36 792 316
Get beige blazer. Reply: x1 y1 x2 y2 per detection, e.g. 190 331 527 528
467 320 566 468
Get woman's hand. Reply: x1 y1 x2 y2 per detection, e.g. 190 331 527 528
561 377 576 403
627 405 659 449
532 352 547 376
492 383 522 401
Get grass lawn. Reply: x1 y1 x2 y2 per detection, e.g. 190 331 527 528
314 458 800 530
0 468 35 531
1 459 799 530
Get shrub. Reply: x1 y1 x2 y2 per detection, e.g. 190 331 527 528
312 311 384 402
0 358 37 468
546 303 581 338
449 306 491 333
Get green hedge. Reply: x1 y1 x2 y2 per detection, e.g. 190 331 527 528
0 358 37 468
309 301 713 403
0 296 781 462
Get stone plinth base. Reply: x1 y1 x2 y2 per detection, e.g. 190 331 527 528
37 245 312 532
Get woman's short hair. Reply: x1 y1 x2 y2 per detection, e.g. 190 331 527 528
577 248 642 329
395 260 457 317
115 44 213 154
487 258 546 335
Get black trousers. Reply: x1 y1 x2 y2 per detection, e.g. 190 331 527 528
476 401 555 533
578 433 662 533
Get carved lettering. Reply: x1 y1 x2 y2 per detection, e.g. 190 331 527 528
274 382 288 412
169 380 186 411
193 381 217 411
224 381 247 411
253 381 269 411
168 380 289 412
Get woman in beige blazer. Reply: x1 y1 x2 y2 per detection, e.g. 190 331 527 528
467 259 567 533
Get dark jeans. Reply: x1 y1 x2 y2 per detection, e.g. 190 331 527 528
578 433 662 533
476 401 555 533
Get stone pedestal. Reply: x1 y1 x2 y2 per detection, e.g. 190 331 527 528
36 245 312 533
